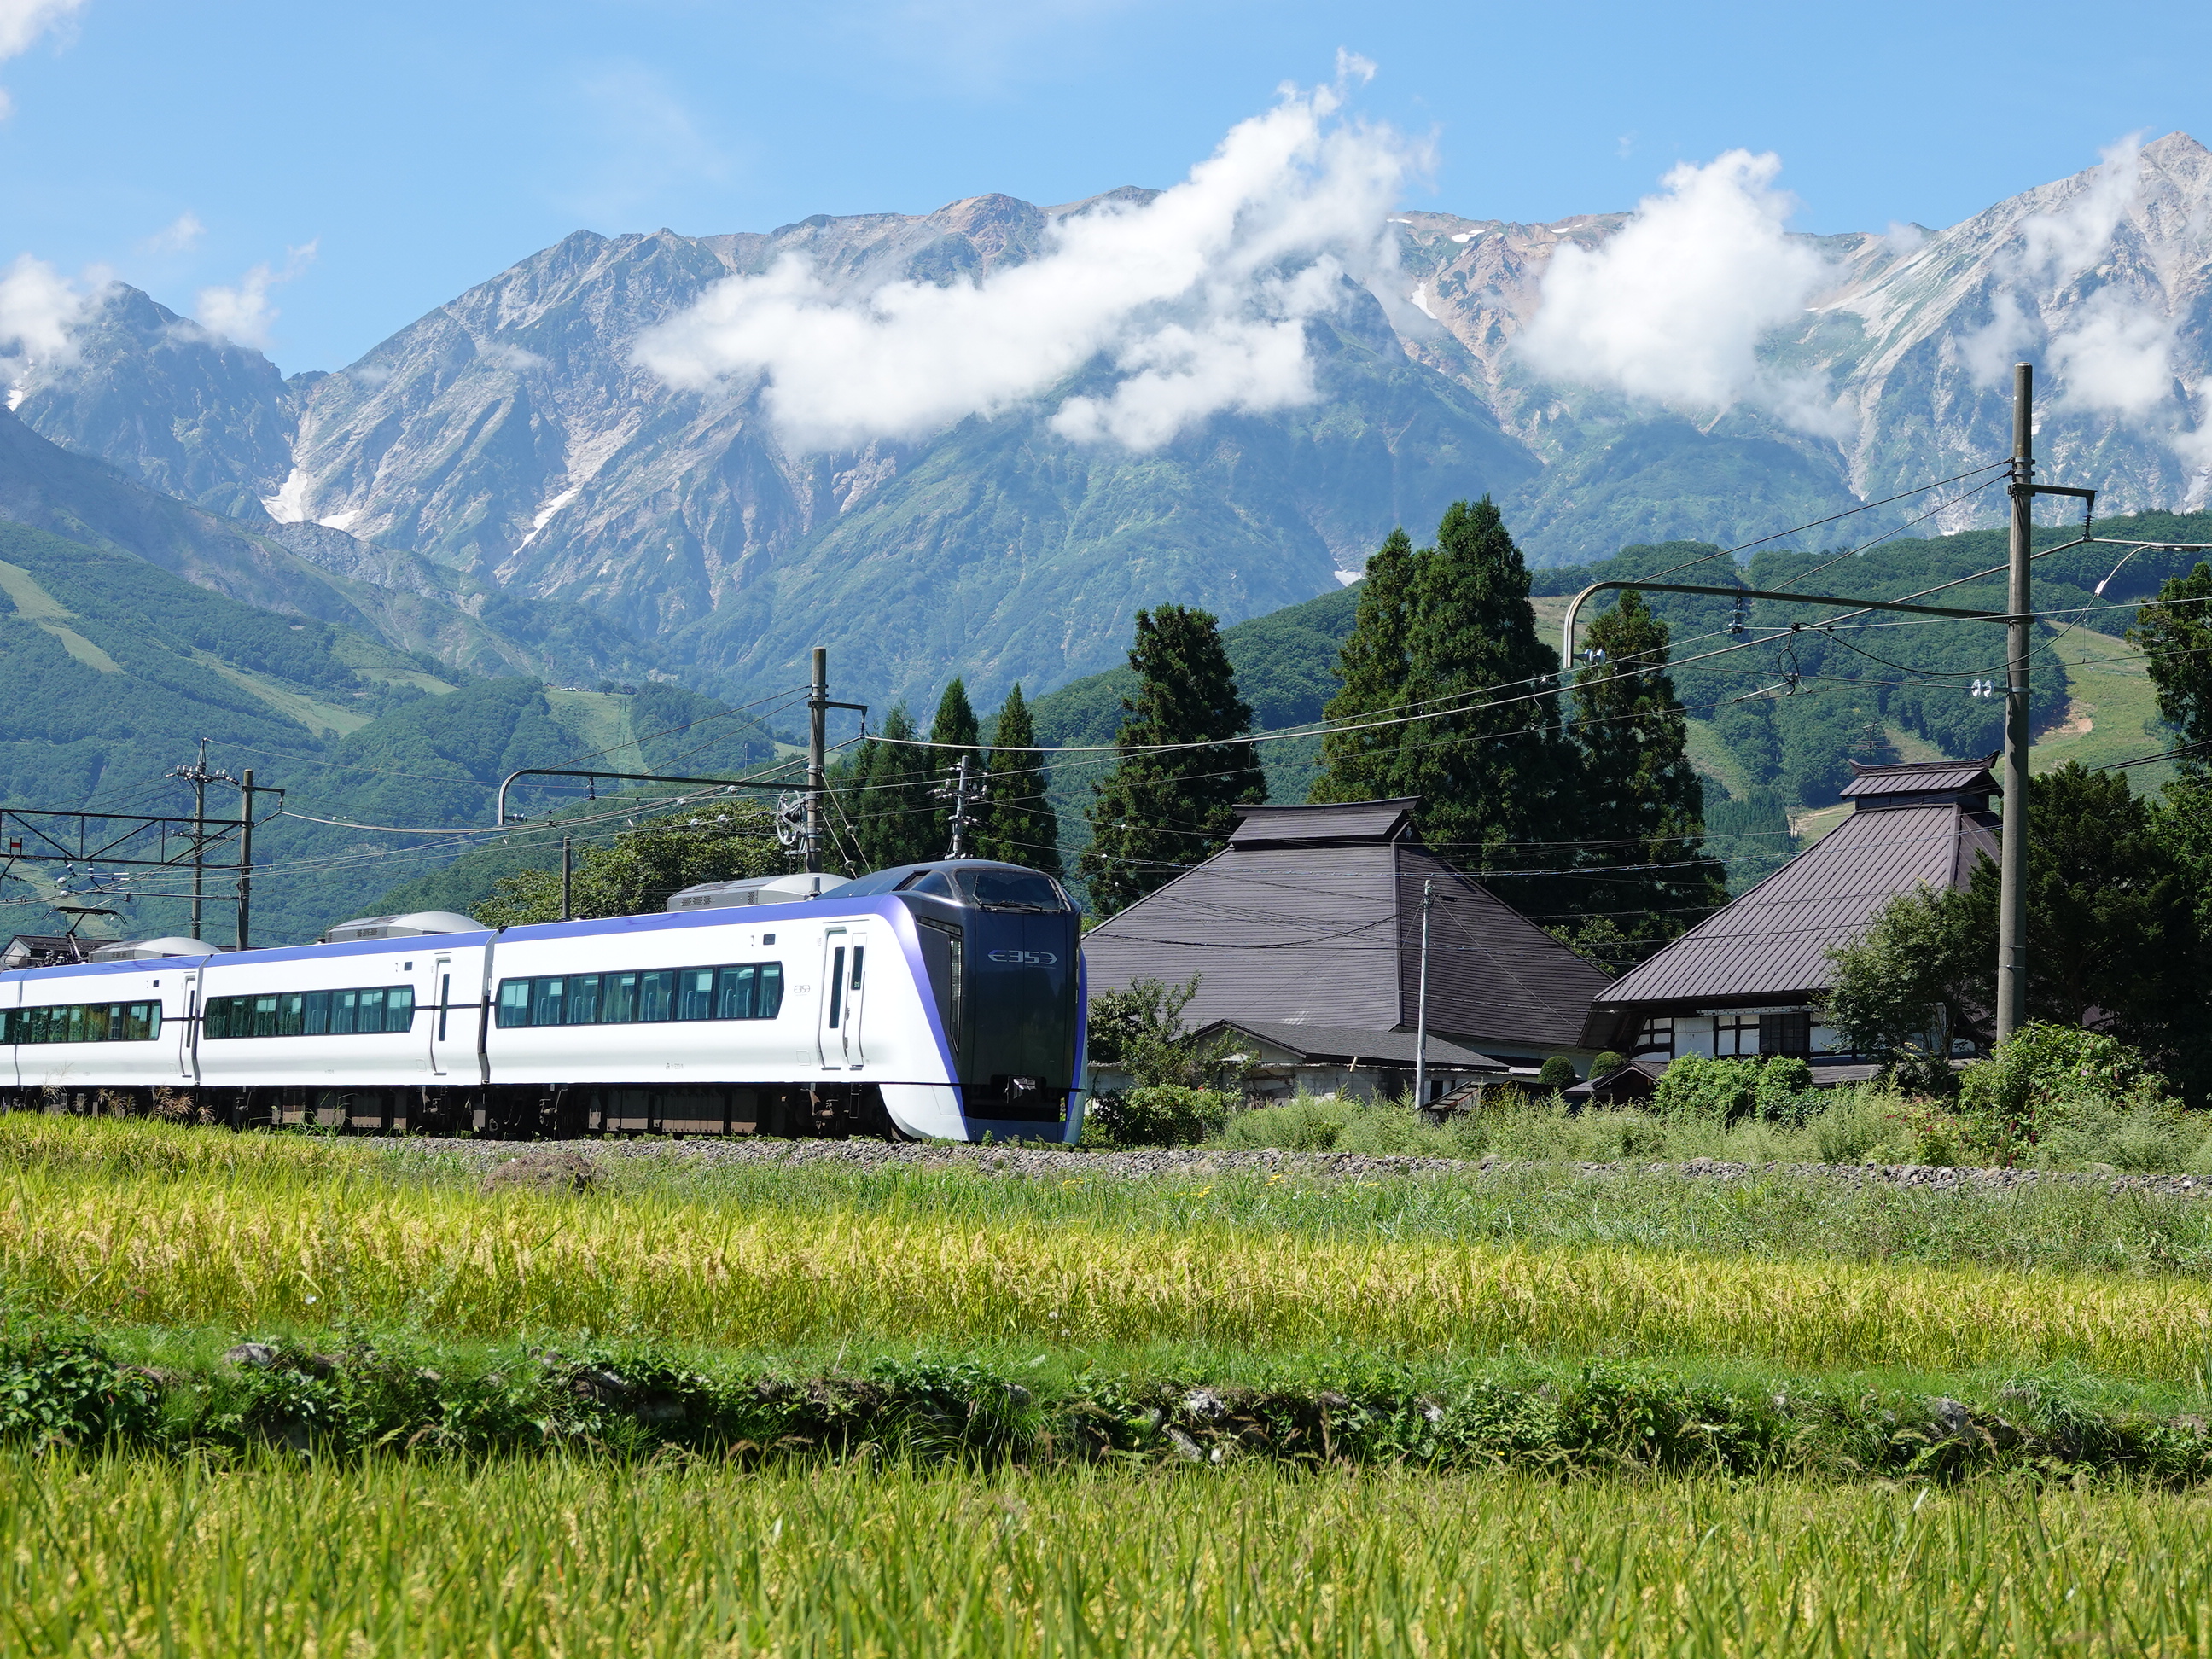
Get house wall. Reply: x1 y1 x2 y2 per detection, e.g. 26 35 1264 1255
1638 1010 1852 1062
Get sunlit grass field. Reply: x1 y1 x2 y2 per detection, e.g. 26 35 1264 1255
9 1114 2212 1656
11 1456 2212 1659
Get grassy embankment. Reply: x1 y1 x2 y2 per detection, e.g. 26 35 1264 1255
9 1115 2212 1655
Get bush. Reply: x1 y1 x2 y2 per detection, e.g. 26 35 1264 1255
1810 1088 1901 1164
1590 1051 1627 1078
1650 1056 1761 1124
1957 1023 2171 1161
1080 1086 1230 1149
1537 1057 1579 1092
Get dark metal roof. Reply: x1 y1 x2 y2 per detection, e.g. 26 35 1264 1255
1840 756 1999 801
1597 799 1997 1010
1227 799 1416 847
1197 1018 1509 1069
1082 806 1609 1051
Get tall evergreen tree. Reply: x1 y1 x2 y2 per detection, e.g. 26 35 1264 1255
1395 498 1572 863
852 705 939 871
977 683 1061 872
1565 590 1728 951
1310 527 1415 804
1079 605 1266 914
929 678 983 857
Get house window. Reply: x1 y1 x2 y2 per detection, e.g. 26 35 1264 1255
1714 1014 1759 1057
1761 1011 1812 1058
1633 1016 1674 1059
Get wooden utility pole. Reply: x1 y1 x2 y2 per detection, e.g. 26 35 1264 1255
1996 364 2034 1044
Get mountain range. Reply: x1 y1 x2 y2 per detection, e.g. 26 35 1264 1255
3 136 2210 940
9 134 2210 717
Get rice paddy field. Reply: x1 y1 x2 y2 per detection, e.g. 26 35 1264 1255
9 1112 2212 1656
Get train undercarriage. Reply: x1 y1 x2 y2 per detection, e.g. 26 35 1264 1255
0 1080 902 1139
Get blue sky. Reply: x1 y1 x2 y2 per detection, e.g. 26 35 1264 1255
1 0 2207 375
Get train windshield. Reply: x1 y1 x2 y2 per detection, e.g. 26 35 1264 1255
954 869 1067 912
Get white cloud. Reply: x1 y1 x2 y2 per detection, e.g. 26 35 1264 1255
2019 136 2142 282
2048 288 2175 417
0 252 93 365
636 74 1418 452
1516 149 1836 428
480 341 548 372
0 0 82 115
194 241 316 352
139 211 204 255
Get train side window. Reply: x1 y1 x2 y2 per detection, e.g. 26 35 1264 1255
602 973 638 1024
529 978 565 1027
713 964 757 1020
851 947 864 990
3 998 161 1045
497 981 530 1028
638 970 675 1023
568 975 602 1025
676 968 716 1022
826 947 846 1028
385 987 415 1032
332 990 359 1034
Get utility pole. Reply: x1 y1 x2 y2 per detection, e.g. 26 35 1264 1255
937 755 981 859
236 768 254 952
191 737 207 940
562 836 573 922
1412 878 1434 1109
1997 364 2034 1045
805 647 828 875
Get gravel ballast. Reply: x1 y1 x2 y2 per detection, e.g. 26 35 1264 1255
405 1137 2212 1198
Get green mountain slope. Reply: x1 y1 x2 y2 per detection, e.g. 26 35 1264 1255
0 517 782 947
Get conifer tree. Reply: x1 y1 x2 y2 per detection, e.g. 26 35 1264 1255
1079 605 1266 914
929 679 982 856
852 706 939 871
1310 527 1415 804
1566 590 1727 951
977 683 1061 872
1394 498 1573 865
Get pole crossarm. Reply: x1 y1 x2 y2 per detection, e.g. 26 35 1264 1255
0 807 243 870
1560 578 2025 671
494 766 812 827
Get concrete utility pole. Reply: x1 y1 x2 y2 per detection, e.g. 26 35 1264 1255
1412 878 1434 1109
805 647 828 875
562 836 573 922
191 737 206 941
938 755 981 859
236 768 254 952
1996 363 2034 1045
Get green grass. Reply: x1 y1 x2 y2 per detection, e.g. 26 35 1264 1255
10 1457 2212 1657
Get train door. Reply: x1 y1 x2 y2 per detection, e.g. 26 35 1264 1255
842 927 867 1065
177 970 199 1084
816 927 847 1068
428 953 455 1077
3 976 16 1091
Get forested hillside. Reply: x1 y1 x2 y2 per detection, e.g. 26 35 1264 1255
1030 508 2212 884
0 515 781 946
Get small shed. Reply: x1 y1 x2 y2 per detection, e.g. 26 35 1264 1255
2 934 84 970
1081 798 1611 1096
1181 1017 1511 1104
1590 756 2000 1068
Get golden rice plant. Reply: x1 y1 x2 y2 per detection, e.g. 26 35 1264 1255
5 1150 2211 1377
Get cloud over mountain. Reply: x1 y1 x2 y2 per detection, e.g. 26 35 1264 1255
635 75 1421 451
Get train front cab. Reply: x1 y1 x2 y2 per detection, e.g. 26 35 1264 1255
843 862 1086 1144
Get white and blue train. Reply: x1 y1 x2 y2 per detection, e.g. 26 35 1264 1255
0 860 1086 1143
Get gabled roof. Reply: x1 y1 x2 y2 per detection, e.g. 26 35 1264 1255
1597 795 1997 1010
1196 1018 1509 1070
1840 755 2000 804
1081 799 1608 1051
1228 799 1417 847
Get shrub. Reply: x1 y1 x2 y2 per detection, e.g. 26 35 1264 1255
1650 1056 1761 1125
1589 1051 1627 1078
1080 1086 1230 1149
1809 1088 1901 1164
1537 1057 1579 1092
1753 1057 1816 1126
1956 1023 2170 1161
